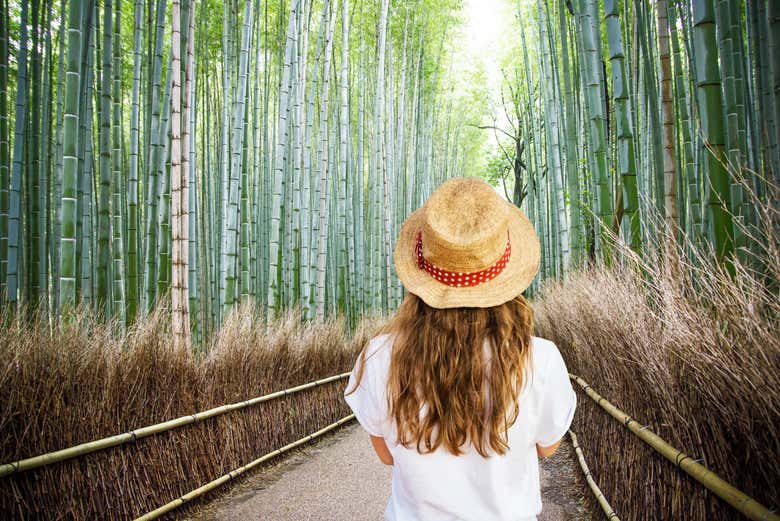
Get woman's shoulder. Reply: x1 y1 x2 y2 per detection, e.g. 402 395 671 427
529 335 565 377
359 333 395 373
368 332 394 349
365 333 395 357
530 335 558 355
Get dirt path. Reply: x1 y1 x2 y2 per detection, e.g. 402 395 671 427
184 423 597 521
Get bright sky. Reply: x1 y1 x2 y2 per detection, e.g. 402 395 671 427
447 0 521 184
459 0 514 96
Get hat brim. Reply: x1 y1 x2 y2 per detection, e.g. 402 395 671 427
393 200 541 309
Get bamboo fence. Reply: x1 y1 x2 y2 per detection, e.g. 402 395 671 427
5 364 775 521
0 372 350 478
568 429 620 520
133 414 356 520
569 373 780 521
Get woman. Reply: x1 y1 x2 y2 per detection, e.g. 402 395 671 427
345 177 577 521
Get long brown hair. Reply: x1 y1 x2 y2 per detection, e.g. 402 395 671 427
347 292 534 457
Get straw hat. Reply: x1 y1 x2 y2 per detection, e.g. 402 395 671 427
393 177 540 309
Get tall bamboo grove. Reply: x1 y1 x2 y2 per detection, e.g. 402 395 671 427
505 0 780 289
0 0 468 349
3 0 778 347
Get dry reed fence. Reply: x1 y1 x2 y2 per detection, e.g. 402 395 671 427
0 302 383 520
533 197 780 521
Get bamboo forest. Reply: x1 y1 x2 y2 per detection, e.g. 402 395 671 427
0 0 778 520
0 0 778 342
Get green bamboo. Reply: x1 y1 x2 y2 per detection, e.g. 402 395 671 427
215 0 230 319
634 0 666 219
754 1 780 188
126 0 142 323
372 0 390 312
768 1 780 182
185 0 197 346
258 0 271 310
74 3 94 304
267 0 300 316
288 0 308 310
668 0 697 240
248 0 262 311
221 0 254 313
656 0 677 230
314 0 338 319
577 0 612 257
693 0 734 261
155 55 173 300
538 0 570 270
111 0 125 323
356 18 366 314
716 0 747 255
0 0 8 301
604 0 641 252
77 6 96 306
7 0 30 305
558 1 584 265
39 0 54 312
0 0 11 300
337 0 350 317
301 0 328 318
96 0 112 316
143 0 167 311
29 0 43 303
171 0 188 349
50 0 67 314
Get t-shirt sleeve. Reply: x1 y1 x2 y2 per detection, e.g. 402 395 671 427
344 348 386 438
535 342 577 447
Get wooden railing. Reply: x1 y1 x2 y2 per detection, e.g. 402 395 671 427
569 373 779 521
0 372 350 477
2 372 353 518
4 370 776 521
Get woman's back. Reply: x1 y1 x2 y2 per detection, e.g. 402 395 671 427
344 177 576 521
345 333 577 521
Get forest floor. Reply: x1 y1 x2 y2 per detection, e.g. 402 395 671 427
183 422 598 521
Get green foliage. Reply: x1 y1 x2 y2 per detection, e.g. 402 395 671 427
483 146 510 187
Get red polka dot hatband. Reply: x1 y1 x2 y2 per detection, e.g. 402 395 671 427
393 177 541 309
414 230 511 287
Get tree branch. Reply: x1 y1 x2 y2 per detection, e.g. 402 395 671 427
500 169 512 201
469 124 518 142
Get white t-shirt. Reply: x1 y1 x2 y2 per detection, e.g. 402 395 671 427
343 333 577 521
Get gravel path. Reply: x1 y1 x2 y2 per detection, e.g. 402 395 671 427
184 423 597 521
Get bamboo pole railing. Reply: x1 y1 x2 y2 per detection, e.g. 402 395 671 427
568 430 620 520
133 414 356 520
569 373 780 521
0 372 351 478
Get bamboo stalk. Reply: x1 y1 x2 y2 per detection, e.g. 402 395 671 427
568 430 620 521
569 373 780 521
133 414 355 521
0 372 349 478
